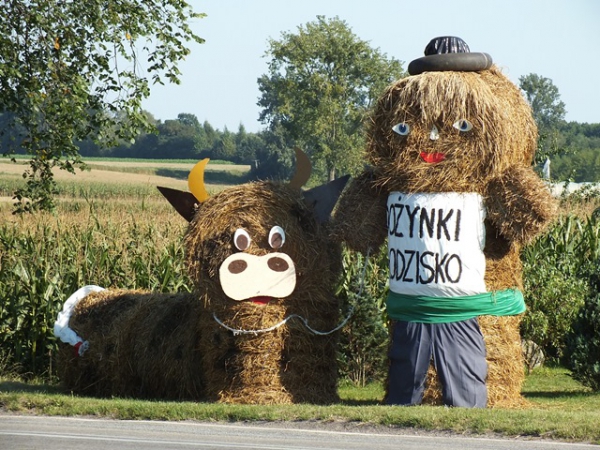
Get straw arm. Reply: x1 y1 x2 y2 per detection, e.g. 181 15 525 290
485 165 558 244
331 170 388 255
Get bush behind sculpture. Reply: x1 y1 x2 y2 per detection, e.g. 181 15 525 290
520 215 596 365
566 270 600 391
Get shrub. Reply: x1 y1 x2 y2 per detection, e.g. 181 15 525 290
337 247 389 386
521 215 598 366
522 248 588 364
566 289 600 391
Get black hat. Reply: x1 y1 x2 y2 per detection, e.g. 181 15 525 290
408 36 493 75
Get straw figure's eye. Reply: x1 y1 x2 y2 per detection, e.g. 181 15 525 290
392 122 411 136
453 119 473 132
233 228 251 251
268 226 285 249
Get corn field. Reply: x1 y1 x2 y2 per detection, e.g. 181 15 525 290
0 197 190 379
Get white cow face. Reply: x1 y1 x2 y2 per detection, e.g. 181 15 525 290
218 226 296 305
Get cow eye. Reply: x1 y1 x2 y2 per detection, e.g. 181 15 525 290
268 226 285 249
392 122 411 136
233 228 251 251
453 119 473 132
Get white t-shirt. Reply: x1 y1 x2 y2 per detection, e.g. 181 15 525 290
387 192 487 297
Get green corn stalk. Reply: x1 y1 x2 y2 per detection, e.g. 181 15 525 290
0 213 190 379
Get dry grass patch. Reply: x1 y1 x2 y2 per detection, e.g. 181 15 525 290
0 161 188 190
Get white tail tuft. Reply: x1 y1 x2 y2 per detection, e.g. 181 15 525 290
53 285 105 354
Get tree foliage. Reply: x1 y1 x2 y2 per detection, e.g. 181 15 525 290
0 0 204 212
542 122 600 181
258 16 405 181
519 73 567 164
519 73 566 131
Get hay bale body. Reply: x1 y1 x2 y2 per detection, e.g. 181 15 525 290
58 181 342 404
58 290 203 400
335 65 557 407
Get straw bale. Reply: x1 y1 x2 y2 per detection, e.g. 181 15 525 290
486 165 558 244
331 170 388 254
422 364 443 405
57 290 203 400
477 315 528 407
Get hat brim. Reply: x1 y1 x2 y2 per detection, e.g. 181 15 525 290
408 52 493 75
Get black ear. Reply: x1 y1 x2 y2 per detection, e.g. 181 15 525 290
157 186 199 222
303 175 350 223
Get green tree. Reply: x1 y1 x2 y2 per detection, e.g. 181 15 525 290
199 121 218 156
519 73 567 164
153 113 206 159
250 126 296 181
176 113 201 130
0 1 204 212
211 127 236 161
235 124 258 164
519 73 566 131
258 16 405 182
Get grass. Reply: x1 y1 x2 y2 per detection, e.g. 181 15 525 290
1 368 599 444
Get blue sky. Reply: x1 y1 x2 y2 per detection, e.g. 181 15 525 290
142 0 599 132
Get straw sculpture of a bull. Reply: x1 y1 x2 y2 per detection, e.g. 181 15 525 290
55 149 349 404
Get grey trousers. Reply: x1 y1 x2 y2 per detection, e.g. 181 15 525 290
386 318 488 408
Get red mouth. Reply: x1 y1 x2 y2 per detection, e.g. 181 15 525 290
420 152 445 164
249 296 273 305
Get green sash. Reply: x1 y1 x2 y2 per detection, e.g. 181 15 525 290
386 288 526 324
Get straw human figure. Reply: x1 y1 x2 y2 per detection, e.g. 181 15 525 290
334 36 557 407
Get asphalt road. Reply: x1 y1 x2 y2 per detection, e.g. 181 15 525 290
0 415 596 450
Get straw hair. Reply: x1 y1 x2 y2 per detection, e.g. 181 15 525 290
367 66 538 194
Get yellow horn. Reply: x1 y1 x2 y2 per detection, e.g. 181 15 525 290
188 158 210 203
